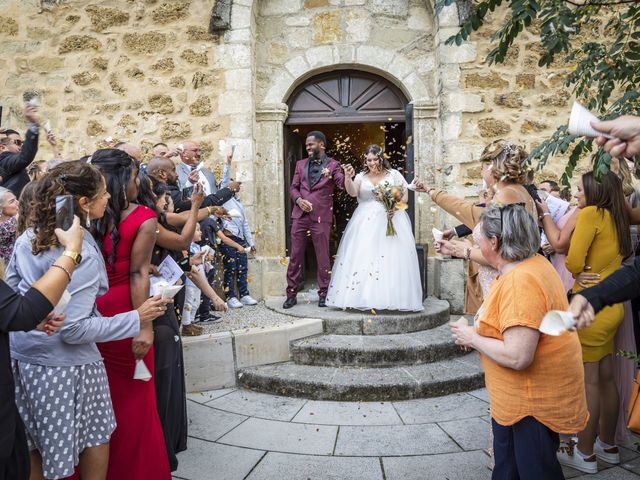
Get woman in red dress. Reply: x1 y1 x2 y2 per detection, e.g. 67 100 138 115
91 149 170 479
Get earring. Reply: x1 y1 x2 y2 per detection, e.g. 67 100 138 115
85 211 90 228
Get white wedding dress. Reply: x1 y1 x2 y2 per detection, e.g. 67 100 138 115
326 169 424 311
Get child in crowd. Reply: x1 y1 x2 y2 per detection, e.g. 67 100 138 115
181 224 208 336
220 187 257 308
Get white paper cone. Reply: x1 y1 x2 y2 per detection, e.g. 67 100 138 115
539 310 576 336
227 208 242 218
568 102 613 139
432 227 444 242
133 359 152 381
406 179 417 191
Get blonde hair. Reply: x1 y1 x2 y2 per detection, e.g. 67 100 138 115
480 139 529 185
616 157 636 197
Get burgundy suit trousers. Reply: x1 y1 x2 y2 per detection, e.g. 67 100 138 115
286 215 331 298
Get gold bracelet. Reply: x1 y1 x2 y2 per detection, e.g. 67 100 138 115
51 263 72 282
206 206 213 215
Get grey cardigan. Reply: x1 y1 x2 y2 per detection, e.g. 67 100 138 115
7 229 140 367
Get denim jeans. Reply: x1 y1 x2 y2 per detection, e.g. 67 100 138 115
220 235 249 299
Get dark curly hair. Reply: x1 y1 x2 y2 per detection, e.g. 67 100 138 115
480 139 529 185
30 161 104 255
89 148 138 268
362 144 392 174
17 180 39 236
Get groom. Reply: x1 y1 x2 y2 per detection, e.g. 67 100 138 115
283 131 345 309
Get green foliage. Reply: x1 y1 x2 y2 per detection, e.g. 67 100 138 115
436 0 640 184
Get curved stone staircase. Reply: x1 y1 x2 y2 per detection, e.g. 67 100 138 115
237 297 484 401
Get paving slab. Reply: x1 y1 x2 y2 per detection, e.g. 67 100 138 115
467 387 490 403
382 451 492 480
574 466 640 479
174 438 264 480
186 388 237 404
392 392 489 424
218 417 338 455
335 424 460 456
205 389 307 421
186 401 248 442
293 400 402 426
438 417 491 451
246 452 383 480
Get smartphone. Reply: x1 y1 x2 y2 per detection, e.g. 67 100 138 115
177 250 191 272
181 186 194 201
55 195 74 230
230 144 236 157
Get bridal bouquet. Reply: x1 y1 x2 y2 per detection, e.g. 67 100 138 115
373 182 408 236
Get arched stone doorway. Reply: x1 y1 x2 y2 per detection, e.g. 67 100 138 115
282 69 413 290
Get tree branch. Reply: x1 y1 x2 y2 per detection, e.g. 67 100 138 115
564 0 637 6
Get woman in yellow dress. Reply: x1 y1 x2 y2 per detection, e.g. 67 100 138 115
559 170 632 473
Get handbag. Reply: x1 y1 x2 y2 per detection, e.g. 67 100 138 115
628 372 640 434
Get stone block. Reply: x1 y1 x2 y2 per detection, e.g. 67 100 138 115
218 90 253 115
538 89 571 107
285 27 312 50
219 44 252 69
392 392 489 424
90 57 108 70
189 95 213 116
148 94 173 114
313 12 341 45
285 16 310 27
206 390 306 421
28 56 65 73
192 71 218 89
345 10 371 43
438 417 490 451
59 35 101 54
186 25 215 41
443 92 484 113
224 68 252 91
443 142 484 164
408 6 432 31
439 43 477 64
305 0 329 6
173 439 263 480
516 73 536 89
441 113 462 141
465 72 509 89
261 0 303 16
0 16 18 36
85 5 129 32
437 3 460 27
370 0 408 17
125 67 144 80
229 113 253 138
438 63 459 91
288 318 323 342
478 118 511 138
184 402 246 442
294 400 402 426
169 76 185 88
264 70 295 103
305 46 335 69
234 324 290 369
356 45 394 70
401 72 430 100
249 453 383 480
285 56 310 79
383 451 491 480
180 48 208 66
494 92 523 108
345 0 366 4
161 121 192 141
122 32 166 54
151 1 191 24
151 57 174 72
433 257 465 314
387 55 414 81
521 119 547 134
182 332 236 391
333 44 356 63
230 4 251 30
86 119 105 137
224 28 252 44
72 71 98 86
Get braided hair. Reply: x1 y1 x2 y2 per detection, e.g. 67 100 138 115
30 161 103 255
89 148 138 268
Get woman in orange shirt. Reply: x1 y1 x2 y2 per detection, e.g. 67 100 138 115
451 204 588 479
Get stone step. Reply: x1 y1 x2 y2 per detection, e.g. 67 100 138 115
265 296 451 335
291 323 463 367
237 353 484 401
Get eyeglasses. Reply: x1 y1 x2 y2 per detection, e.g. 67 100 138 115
12 139 23 146
497 202 526 235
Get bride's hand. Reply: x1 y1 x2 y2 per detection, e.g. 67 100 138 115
342 164 356 179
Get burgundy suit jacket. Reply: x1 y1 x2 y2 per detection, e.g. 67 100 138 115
290 156 345 224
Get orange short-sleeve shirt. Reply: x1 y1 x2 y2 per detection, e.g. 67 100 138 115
477 254 589 433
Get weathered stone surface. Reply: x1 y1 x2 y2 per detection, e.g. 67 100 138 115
161 121 191 141
192 71 216 89
29 57 65 73
126 100 144 110
125 67 144 80
108 74 126 95
86 119 105 137
72 71 98 86
59 35 101 54
478 118 511 137
169 76 185 88
305 0 329 7
180 49 208 66
520 119 547 133
85 5 129 32
189 96 212 116
148 94 174 114
122 32 167 54
313 12 341 45
90 57 108 70
261 0 303 16
201 122 221 134
151 1 191 24
65 15 81 24
538 89 571 107
150 57 174 72
117 113 138 132
516 73 535 89
465 72 509 89
82 88 105 102
370 0 409 17
62 104 83 112
494 92 523 108
186 25 215 41
0 16 18 36
96 103 121 113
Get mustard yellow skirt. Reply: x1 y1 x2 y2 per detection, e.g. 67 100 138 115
578 303 624 362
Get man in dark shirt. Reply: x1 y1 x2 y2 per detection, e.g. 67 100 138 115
0 105 40 197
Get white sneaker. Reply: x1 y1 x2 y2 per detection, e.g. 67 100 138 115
240 295 258 306
557 443 598 474
594 437 620 464
227 297 243 309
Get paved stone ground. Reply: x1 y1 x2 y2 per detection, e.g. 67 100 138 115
173 387 640 480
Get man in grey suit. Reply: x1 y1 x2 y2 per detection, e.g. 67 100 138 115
176 140 224 194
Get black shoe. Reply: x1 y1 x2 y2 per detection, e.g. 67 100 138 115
318 296 327 307
197 314 222 325
283 297 297 309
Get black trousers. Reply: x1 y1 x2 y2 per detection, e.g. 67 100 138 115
492 417 564 480
0 410 29 480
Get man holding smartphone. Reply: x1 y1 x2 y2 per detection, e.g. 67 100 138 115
0 104 40 197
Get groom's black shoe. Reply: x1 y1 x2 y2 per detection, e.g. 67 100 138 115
318 296 327 308
283 297 297 309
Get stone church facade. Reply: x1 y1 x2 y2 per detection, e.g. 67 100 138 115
0 0 572 302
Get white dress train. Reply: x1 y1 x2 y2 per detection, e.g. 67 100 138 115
326 169 424 311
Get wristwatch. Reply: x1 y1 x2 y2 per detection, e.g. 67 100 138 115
62 250 82 265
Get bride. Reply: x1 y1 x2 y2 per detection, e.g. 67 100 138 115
326 144 424 311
